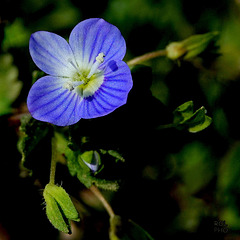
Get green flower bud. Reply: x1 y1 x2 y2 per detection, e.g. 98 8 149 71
166 31 219 60
80 150 101 172
43 184 80 233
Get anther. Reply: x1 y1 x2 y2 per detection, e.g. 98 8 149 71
96 52 105 63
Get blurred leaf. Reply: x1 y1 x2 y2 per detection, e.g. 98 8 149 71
35 0 80 31
173 185 205 232
176 141 214 194
2 19 30 49
0 54 22 115
109 215 155 240
220 205 240 230
218 142 240 192
32 70 45 84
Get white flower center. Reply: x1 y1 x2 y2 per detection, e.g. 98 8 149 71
64 53 105 98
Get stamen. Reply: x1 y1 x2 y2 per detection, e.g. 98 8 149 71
68 58 82 76
63 81 83 91
87 52 105 79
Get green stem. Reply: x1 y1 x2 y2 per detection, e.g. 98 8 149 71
90 185 115 219
127 49 167 67
49 135 57 185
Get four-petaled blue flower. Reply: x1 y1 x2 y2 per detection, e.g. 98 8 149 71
27 18 133 126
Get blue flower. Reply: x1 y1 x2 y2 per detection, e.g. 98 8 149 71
27 18 133 126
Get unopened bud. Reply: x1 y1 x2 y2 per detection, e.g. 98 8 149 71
166 31 219 60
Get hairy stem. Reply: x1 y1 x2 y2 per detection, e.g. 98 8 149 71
90 185 115 219
127 49 167 67
49 135 57 185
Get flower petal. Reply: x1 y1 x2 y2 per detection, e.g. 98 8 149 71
69 18 126 70
79 60 132 119
27 76 82 126
29 31 77 77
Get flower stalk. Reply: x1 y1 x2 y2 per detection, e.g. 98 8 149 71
49 134 57 185
127 49 167 67
90 185 115 219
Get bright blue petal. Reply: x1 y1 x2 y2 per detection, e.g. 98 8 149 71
79 60 132 119
69 18 126 70
27 76 82 126
29 31 77 77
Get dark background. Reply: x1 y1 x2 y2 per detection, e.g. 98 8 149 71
1 0 240 239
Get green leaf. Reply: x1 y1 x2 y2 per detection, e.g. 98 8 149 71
188 115 212 133
0 54 22 115
173 101 212 133
43 184 80 233
173 100 194 124
54 133 120 190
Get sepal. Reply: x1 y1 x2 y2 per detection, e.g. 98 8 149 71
43 184 80 234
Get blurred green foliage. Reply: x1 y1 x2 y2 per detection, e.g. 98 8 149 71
1 0 240 239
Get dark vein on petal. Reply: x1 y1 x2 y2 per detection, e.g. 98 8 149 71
40 91 72 118
54 92 75 121
100 88 125 101
31 90 67 112
30 87 62 105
